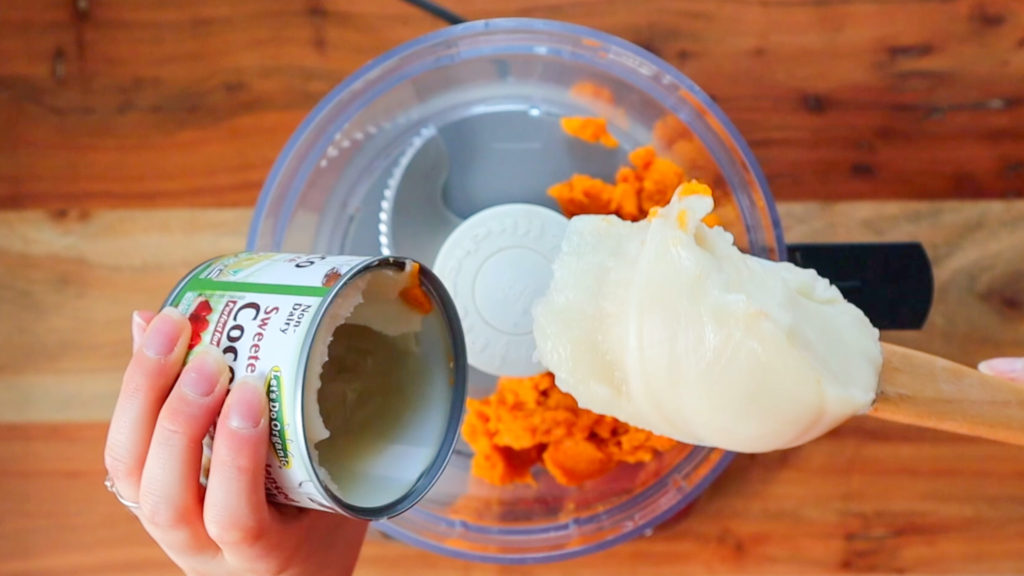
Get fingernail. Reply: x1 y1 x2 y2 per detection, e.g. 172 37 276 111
142 307 186 358
978 357 1024 379
227 376 267 430
131 311 148 352
179 345 229 398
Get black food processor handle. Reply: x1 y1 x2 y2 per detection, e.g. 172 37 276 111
785 243 933 330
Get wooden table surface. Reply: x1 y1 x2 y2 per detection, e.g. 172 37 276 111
1 1 1022 575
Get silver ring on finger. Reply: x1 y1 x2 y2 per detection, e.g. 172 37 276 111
105 474 140 509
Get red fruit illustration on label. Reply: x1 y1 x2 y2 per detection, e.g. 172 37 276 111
322 267 342 288
193 299 213 317
187 298 214 351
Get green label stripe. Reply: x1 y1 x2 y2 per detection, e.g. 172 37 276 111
183 277 331 298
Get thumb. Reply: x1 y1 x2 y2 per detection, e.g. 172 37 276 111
978 357 1024 382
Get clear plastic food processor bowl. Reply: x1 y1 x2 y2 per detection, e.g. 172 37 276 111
249 18 785 564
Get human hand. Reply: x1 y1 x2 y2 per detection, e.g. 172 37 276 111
104 308 368 576
978 357 1024 382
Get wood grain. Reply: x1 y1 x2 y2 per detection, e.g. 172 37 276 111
2 200 1022 423
3 3 1022 572
2 421 1022 576
873 342 1024 446
0 208 249 423
2 0 1022 210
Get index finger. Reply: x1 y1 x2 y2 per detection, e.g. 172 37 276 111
105 307 192 505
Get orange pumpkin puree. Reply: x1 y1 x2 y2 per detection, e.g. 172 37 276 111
568 80 616 106
462 374 677 486
398 262 433 315
548 144 720 226
559 116 619 148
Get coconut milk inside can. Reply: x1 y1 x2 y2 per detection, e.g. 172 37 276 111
165 252 467 520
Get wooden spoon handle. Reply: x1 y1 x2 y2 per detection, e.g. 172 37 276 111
871 342 1024 446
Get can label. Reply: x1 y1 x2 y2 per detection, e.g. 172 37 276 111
168 252 370 513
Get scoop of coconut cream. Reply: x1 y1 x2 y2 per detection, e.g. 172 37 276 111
533 189 882 453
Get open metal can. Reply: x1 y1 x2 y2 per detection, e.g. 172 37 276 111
164 252 467 520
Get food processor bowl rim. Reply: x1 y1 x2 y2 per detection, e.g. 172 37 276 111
374 450 736 565
247 17 785 260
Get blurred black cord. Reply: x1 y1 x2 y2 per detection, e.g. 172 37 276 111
400 0 467 25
